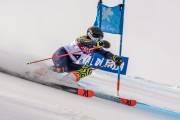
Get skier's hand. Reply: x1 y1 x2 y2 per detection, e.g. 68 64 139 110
102 40 111 48
112 55 123 66
96 40 111 49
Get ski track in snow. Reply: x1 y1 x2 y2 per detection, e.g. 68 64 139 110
79 70 180 114
0 72 96 120
0 72 180 120
0 95 95 120
0 50 180 119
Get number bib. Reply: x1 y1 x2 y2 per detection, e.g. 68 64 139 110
64 40 91 62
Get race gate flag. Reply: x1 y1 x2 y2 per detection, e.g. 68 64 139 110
82 53 128 75
94 2 123 34
93 0 126 95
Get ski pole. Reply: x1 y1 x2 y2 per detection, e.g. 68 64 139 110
27 51 81 65
27 47 98 65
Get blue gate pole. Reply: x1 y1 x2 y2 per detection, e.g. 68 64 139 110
117 0 125 96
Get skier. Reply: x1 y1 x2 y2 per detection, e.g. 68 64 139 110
51 26 123 83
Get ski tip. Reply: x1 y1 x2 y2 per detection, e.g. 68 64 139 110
119 98 137 106
78 89 94 97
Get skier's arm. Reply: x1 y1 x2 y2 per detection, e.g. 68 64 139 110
77 38 111 49
94 48 123 66
77 38 96 47
94 48 114 59
77 37 123 66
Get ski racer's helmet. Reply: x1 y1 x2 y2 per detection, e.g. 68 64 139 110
87 26 104 42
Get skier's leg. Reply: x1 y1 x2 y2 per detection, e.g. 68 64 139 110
72 65 93 81
51 47 69 73
61 64 93 84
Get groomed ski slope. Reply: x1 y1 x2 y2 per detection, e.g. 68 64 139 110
0 45 180 120
0 71 179 120
0 0 180 119
0 49 180 120
0 32 179 120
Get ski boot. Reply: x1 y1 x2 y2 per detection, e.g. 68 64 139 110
59 65 93 87
50 66 65 73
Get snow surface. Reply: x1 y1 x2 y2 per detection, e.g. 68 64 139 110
0 0 180 120
0 71 179 120
0 51 180 120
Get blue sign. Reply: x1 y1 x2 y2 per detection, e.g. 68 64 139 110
81 53 129 75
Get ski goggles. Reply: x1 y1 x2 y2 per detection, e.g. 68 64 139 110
87 32 101 42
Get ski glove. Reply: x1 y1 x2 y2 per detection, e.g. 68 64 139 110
112 55 123 66
96 40 111 49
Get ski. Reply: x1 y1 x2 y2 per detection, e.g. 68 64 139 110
118 97 137 106
0 67 94 98
93 92 137 106
48 83 94 98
